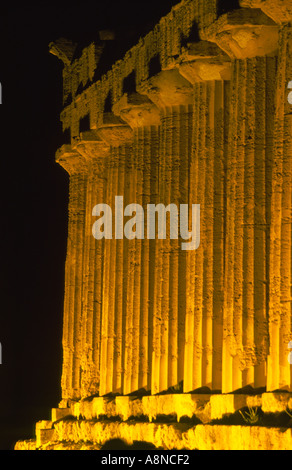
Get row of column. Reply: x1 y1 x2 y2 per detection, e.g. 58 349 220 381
57 10 292 400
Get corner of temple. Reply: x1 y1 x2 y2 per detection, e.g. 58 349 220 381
49 38 77 66
55 144 87 175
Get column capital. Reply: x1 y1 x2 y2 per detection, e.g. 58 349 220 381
177 41 231 83
201 9 279 59
112 92 161 128
96 112 134 146
55 145 88 175
56 132 110 174
240 0 292 24
72 131 110 160
137 69 193 109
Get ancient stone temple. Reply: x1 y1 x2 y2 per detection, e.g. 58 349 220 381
16 0 292 450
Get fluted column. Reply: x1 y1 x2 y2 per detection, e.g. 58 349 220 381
112 148 126 394
72 133 109 399
56 144 90 401
100 147 120 395
203 9 279 392
119 143 136 395
178 42 231 393
96 122 133 396
113 93 161 394
138 69 194 394
267 24 292 391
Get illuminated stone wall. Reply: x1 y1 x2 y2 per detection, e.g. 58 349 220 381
51 0 292 403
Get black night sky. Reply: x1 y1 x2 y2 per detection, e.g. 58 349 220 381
0 0 184 450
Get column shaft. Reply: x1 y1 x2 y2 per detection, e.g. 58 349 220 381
268 26 292 391
223 57 276 393
61 171 87 400
184 81 227 392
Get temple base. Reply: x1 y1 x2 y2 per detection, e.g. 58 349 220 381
14 392 292 450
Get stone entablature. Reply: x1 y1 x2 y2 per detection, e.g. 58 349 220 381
52 0 221 140
51 1 290 144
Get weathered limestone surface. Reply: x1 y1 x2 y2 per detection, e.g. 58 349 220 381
15 392 292 450
16 0 292 450
240 0 292 24
267 24 292 392
15 424 292 451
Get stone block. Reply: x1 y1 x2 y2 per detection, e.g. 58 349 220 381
246 395 262 408
72 401 81 418
78 400 94 420
36 428 56 448
103 398 117 418
51 408 72 422
15 440 36 451
142 394 211 422
97 124 133 147
35 420 53 430
261 392 292 413
116 396 132 420
112 93 161 128
210 394 247 420
116 396 144 421
142 396 173 422
201 9 279 59
173 394 211 422
91 397 109 418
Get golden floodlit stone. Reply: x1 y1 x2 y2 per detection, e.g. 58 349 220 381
15 0 292 450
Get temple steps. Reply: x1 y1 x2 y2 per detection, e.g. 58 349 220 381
15 392 292 450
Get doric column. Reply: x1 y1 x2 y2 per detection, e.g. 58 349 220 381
176 42 231 393
95 143 131 395
72 133 109 399
96 101 162 396
99 146 122 396
202 8 279 392
113 93 161 395
95 118 133 396
137 69 194 394
56 132 109 401
267 24 292 391
55 144 91 401
238 1 292 392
